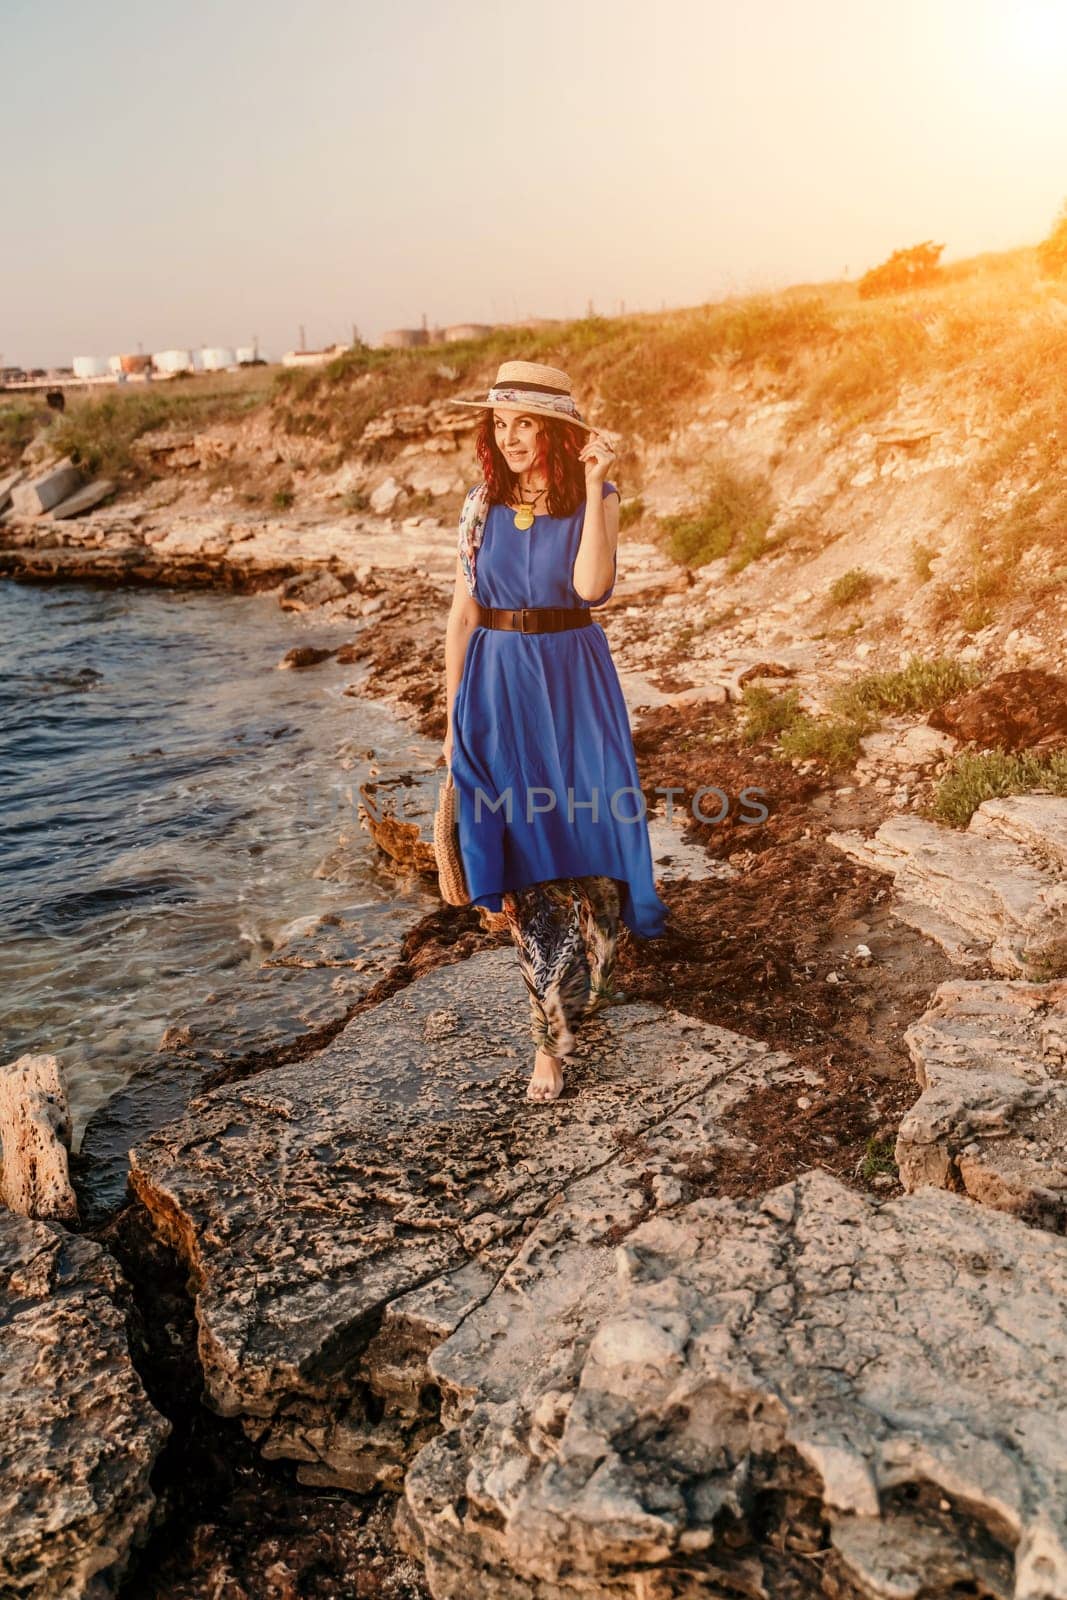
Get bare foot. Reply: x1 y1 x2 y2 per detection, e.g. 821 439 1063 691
526 1048 565 1102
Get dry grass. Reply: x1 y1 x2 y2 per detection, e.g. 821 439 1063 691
44 368 274 481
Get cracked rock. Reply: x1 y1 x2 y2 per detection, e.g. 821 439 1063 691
827 797 1067 978
400 1169 1067 1599
127 950 797 1493
0 1210 170 1598
896 976 1067 1229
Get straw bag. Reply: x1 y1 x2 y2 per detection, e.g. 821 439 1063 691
433 769 470 906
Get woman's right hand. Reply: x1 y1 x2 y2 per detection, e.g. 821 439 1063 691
442 725 453 767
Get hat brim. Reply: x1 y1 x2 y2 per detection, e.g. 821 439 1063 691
447 397 595 433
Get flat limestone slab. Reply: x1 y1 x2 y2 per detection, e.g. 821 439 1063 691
827 798 1067 979
10 458 83 516
401 1170 1067 1600
50 477 116 519
896 976 1067 1229
128 950 799 1491
0 1210 170 1597
970 794 1067 875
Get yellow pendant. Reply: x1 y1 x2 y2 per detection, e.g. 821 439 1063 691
514 504 534 530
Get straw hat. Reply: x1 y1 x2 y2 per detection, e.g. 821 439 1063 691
449 360 594 433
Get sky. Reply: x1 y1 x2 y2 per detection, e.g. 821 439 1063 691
3 0 1067 369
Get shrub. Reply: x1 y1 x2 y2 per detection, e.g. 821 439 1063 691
910 541 935 582
739 685 803 743
926 748 1067 828
858 241 945 299
777 712 870 768
829 655 982 719
658 461 775 571
0 400 42 469
828 567 876 607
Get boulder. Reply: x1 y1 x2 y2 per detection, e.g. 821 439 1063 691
49 478 116 520
10 457 84 516
896 975 1067 1228
827 799 1067 978
370 476 405 516
0 1053 77 1221
359 770 441 876
401 1169 1067 1599
0 1210 170 1597
126 951 800 1493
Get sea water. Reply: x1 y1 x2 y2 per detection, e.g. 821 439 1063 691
0 579 436 1144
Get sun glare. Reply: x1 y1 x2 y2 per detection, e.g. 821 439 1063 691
998 0 1067 74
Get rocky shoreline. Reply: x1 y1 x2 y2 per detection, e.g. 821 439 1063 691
3 473 1067 1598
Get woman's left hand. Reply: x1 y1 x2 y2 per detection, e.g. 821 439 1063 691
578 430 619 485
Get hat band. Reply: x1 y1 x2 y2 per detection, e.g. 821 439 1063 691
487 385 583 420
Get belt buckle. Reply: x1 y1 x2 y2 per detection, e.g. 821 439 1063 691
520 607 533 633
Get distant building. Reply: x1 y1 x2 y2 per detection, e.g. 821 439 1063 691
443 323 493 342
72 355 110 378
200 347 236 371
281 342 348 368
380 328 428 349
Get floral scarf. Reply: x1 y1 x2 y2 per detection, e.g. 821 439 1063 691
457 482 491 598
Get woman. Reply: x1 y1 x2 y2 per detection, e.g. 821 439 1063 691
443 360 667 1103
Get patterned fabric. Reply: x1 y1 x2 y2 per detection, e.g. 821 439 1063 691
502 876 621 1055
457 482 491 599
484 385 586 424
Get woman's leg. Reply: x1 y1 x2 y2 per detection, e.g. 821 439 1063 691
577 876 622 1015
502 879 592 1100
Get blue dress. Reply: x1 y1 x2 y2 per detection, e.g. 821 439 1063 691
451 480 668 939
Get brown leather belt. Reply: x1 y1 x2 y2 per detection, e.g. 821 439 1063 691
474 603 592 634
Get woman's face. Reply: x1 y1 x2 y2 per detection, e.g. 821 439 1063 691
493 408 543 472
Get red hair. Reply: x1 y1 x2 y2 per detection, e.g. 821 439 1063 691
475 409 588 517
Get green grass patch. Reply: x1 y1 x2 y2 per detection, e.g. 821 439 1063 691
910 541 935 582
777 712 870 768
925 747 1067 828
0 399 44 470
828 567 876 607
829 655 981 720
739 654 978 774
739 685 804 743
618 496 646 530
658 460 776 571
858 1137 898 1183
738 684 869 768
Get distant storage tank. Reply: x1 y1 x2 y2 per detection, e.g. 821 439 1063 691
200 347 236 371
281 344 347 368
153 349 195 375
119 353 151 375
235 346 259 365
380 328 428 349
72 355 110 378
107 355 124 374
443 323 493 342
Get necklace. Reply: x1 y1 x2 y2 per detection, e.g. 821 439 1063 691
513 479 546 530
